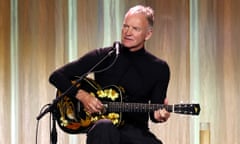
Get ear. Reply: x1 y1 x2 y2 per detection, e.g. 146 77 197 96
145 29 153 41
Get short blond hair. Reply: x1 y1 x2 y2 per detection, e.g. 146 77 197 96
126 5 154 28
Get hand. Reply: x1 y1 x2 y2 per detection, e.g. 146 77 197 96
76 89 103 115
154 98 170 122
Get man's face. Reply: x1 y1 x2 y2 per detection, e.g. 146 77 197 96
121 13 152 52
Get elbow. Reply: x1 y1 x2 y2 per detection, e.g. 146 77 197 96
49 71 58 86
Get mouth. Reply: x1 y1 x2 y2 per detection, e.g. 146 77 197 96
125 36 132 40
123 37 134 42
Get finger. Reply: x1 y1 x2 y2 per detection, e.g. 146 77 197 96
164 98 169 105
158 110 166 122
158 109 170 121
89 104 103 114
159 110 165 117
95 98 103 105
94 98 103 110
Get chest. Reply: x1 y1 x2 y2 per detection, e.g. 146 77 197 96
95 55 156 101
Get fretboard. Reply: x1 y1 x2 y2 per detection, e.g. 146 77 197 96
104 102 173 113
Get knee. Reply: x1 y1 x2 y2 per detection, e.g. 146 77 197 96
87 119 120 144
92 119 114 130
87 119 117 136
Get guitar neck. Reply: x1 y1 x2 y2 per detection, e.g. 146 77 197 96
104 102 173 113
104 102 200 115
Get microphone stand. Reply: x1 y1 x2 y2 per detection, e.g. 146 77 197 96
50 113 57 144
36 46 118 144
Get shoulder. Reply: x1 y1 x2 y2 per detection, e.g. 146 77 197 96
88 46 111 55
143 51 170 79
145 51 169 68
81 46 113 59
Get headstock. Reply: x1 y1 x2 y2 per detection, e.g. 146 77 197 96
173 103 201 115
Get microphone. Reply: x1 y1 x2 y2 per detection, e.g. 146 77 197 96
113 41 121 55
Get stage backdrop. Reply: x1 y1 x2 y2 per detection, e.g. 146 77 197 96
0 0 239 144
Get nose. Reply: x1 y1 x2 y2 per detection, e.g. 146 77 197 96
125 27 133 35
126 28 132 35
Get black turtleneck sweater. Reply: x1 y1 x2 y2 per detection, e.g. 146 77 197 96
49 45 170 130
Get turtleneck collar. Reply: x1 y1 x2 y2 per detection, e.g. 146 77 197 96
120 45 146 55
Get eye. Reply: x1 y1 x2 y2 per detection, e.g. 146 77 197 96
132 26 141 32
123 24 129 29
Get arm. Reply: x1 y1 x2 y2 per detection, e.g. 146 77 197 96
150 62 171 123
49 48 110 97
49 48 111 113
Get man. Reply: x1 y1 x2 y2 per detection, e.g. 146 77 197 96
49 5 170 144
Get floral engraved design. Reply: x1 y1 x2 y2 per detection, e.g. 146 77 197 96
90 112 120 125
97 88 119 101
58 96 76 126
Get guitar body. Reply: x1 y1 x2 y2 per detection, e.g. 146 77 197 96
54 77 201 134
55 77 124 134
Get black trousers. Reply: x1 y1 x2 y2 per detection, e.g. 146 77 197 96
87 119 163 144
